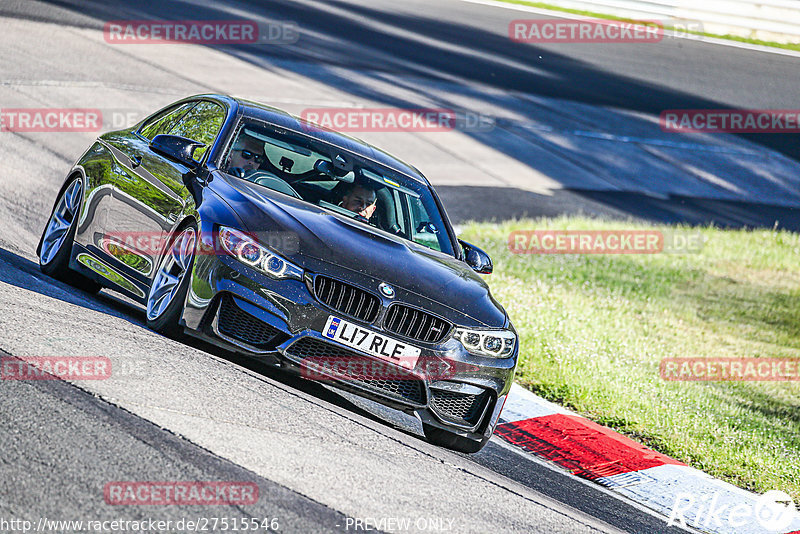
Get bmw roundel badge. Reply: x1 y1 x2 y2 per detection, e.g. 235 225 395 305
379 283 395 298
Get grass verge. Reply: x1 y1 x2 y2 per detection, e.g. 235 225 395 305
494 0 800 52
461 217 800 498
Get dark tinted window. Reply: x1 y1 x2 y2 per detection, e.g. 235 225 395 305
168 101 225 161
140 102 196 140
223 120 455 256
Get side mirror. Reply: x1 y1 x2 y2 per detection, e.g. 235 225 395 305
151 134 205 168
459 239 493 274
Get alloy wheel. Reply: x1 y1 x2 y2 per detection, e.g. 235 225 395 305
40 179 82 265
146 227 197 321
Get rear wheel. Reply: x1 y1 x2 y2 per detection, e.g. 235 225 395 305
39 176 101 293
422 423 488 453
145 225 197 337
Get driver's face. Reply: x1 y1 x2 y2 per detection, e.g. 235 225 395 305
228 138 265 172
341 185 377 218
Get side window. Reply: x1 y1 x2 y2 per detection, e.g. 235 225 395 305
168 101 226 162
140 102 196 141
406 194 442 252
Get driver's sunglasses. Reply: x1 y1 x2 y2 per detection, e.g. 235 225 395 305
237 149 266 164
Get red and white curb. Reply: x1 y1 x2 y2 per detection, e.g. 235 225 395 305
496 383 800 534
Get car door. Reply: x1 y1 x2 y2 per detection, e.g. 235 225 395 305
85 102 192 277
105 100 225 282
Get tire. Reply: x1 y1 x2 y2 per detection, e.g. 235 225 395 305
422 423 489 454
145 224 197 337
38 176 101 293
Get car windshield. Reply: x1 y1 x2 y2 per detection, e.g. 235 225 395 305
221 120 455 256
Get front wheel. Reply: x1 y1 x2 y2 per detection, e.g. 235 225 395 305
422 423 489 454
39 177 101 293
145 225 197 337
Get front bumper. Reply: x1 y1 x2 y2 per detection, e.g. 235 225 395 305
181 246 517 442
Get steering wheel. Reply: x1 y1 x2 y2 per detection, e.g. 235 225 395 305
248 171 302 199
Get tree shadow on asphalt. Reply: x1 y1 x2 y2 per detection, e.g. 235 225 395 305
0 247 146 324
0 246 426 440
438 185 800 228
23 0 800 230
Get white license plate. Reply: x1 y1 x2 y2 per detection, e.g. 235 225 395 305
323 316 421 370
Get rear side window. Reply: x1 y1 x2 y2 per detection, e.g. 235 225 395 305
168 101 225 161
140 102 196 140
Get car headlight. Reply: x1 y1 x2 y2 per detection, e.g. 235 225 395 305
218 226 303 280
453 328 516 358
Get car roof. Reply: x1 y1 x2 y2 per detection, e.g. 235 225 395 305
195 94 430 186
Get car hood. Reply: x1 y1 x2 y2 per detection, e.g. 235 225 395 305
212 175 507 327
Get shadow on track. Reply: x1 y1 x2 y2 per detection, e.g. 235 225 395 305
0 245 424 440
12 0 800 229
438 186 800 228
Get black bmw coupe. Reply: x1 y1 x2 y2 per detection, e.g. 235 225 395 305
37 95 518 452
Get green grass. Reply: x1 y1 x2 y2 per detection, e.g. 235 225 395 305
498 0 800 52
461 217 800 498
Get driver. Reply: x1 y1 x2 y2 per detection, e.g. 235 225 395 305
225 132 266 177
339 180 377 220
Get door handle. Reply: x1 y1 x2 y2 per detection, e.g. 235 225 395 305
130 154 142 169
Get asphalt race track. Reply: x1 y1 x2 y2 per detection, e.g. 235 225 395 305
0 0 797 532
